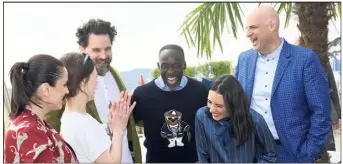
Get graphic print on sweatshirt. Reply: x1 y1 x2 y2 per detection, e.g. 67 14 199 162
160 109 191 148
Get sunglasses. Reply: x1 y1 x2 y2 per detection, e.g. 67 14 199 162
167 117 180 121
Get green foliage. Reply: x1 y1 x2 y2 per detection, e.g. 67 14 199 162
179 3 244 59
152 69 160 79
197 63 212 78
197 61 232 79
184 66 197 77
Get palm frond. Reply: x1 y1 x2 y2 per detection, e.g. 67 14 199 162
179 2 244 59
274 3 293 28
179 2 340 59
329 2 341 20
328 37 341 49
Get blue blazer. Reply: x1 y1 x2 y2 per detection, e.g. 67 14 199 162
235 40 331 162
200 77 213 89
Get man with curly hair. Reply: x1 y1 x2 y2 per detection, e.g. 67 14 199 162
45 18 141 163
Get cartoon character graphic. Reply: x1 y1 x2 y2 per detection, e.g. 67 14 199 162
160 110 191 148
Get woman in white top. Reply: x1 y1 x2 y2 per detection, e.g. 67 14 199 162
59 52 136 163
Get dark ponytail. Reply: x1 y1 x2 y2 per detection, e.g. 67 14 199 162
9 54 64 118
9 62 32 118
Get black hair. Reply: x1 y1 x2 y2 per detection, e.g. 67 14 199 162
9 54 64 118
210 74 254 144
159 44 185 59
59 52 95 98
76 18 117 47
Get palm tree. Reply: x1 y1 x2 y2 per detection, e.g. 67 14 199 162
180 3 340 162
179 2 341 71
293 3 340 72
179 3 244 59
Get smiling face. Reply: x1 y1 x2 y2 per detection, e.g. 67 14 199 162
245 6 280 55
245 14 272 54
80 34 112 76
158 49 186 89
207 90 230 121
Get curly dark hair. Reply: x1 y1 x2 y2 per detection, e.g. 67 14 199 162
76 18 117 47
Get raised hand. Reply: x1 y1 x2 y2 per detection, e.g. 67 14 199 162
108 91 136 134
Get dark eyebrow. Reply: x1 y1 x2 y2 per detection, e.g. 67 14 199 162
215 103 224 107
92 48 101 51
247 25 259 29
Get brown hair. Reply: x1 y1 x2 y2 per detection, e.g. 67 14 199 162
60 52 95 98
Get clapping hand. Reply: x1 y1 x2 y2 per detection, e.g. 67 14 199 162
107 91 136 134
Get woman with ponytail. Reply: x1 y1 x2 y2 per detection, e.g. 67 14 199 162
4 54 78 163
195 75 277 163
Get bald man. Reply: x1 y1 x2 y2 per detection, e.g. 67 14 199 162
235 6 331 162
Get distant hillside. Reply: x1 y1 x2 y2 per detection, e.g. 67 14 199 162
6 68 154 97
119 68 154 92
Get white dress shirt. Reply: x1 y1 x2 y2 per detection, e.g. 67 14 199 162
94 71 133 163
250 38 284 139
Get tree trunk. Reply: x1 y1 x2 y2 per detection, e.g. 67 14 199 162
293 2 331 72
293 3 333 163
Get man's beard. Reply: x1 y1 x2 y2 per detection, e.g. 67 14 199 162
95 58 112 76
